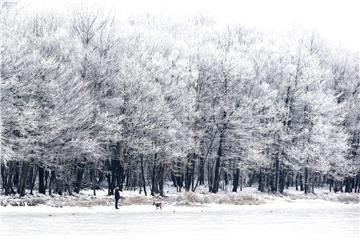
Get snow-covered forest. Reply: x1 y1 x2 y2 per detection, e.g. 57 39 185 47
1 3 359 199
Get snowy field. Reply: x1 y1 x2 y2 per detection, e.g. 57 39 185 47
1 186 359 207
1 200 359 240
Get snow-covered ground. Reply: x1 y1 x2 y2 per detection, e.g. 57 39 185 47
1 200 359 240
1 186 359 207
1 186 359 240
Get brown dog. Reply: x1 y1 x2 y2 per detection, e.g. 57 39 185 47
153 202 162 210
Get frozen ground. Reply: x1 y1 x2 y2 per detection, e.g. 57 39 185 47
0 200 359 240
1 186 359 207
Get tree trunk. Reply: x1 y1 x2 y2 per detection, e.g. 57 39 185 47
74 164 84 194
248 170 256 187
232 168 240 192
44 170 49 191
311 173 315 194
239 172 243 191
110 160 116 192
300 174 304 191
38 166 46 194
185 159 192 192
48 170 56 195
158 164 165 197
30 168 38 195
279 167 286 193
208 160 213 192
272 153 280 193
1 162 16 195
344 177 353 193
151 153 158 196
355 173 360 193
17 162 30 196
304 167 309 194
258 169 265 192
329 178 333 192
140 154 147 196
211 131 225 193
224 171 229 186
106 173 112 195
198 156 205 185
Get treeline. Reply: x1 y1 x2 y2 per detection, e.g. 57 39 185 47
1 6 359 197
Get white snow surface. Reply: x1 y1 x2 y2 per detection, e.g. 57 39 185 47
1 186 358 207
1 200 359 240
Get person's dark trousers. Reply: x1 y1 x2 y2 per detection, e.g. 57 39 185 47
115 198 119 209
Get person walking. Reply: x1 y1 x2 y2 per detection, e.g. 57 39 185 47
114 187 120 209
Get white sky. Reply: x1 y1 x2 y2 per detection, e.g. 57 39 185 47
18 0 360 51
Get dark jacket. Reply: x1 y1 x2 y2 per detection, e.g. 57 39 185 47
115 189 120 200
